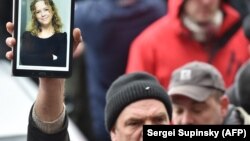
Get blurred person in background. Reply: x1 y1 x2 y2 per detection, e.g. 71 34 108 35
126 0 250 90
168 61 250 125
226 59 250 114
74 0 167 140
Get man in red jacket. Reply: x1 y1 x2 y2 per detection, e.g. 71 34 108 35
126 0 249 89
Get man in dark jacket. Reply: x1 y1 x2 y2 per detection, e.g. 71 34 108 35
226 59 250 114
74 0 167 140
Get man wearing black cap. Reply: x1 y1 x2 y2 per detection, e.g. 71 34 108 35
168 61 250 125
105 72 172 141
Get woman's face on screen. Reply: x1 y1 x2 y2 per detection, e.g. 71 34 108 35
35 1 53 27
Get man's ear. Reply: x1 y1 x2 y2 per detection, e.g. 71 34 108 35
220 95 230 118
110 127 117 141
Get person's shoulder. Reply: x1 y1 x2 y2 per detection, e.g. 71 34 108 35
53 32 67 43
57 32 67 35
60 32 67 36
22 31 32 36
22 31 34 38
55 32 67 38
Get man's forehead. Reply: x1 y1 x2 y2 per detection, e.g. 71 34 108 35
171 95 202 104
171 95 211 109
119 99 168 118
126 99 165 109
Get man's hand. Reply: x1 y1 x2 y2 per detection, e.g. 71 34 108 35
5 22 84 121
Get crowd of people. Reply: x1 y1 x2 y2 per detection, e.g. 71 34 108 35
2 0 250 141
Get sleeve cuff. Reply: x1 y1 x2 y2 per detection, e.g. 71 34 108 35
32 104 66 134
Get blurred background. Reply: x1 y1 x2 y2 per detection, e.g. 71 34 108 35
2 0 250 141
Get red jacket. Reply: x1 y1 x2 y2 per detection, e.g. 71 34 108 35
126 0 249 88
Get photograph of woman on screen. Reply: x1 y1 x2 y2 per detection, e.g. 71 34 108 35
20 0 67 67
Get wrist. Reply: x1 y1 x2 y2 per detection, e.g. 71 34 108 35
32 104 66 134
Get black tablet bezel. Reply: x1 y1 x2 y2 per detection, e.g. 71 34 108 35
12 0 74 78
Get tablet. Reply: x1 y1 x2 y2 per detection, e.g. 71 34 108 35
12 0 74 78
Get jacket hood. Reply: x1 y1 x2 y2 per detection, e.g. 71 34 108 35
167 0 238 18
167 0 241 37
167 0 184 18
168 0 234 16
